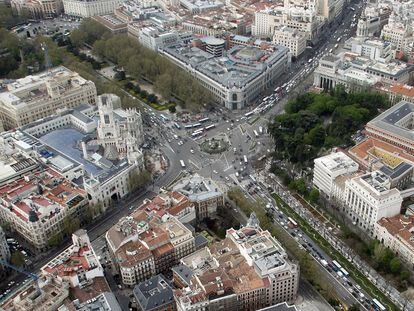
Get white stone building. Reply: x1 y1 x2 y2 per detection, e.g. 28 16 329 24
313 151 359 198
0 66 96 131
62 0 122 17
273 26 307 57
343 171 402 235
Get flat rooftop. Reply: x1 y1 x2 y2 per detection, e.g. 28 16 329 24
314 151 358 172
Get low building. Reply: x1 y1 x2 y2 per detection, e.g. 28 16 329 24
366 101 414 155
343 171 402 235
273 26 307 57
179 0 223 14
135 26 192 51
313 151 359 198
0 275 69 311
0 66 96 130
92 14 128 34
134 275 176 311
159 42 290 110
106 210 195 286
171 174 224 220
174 215 299 310
41 229 104 288
374 214 414 269
62 0 122 17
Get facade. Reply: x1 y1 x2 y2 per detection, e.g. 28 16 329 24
374 214 414 269
106 209 195 286
11 0 62 19
0 226 10 275
381 19 412 52
348 37 394 63
0 165 88 252
62 0 122 17
136 26 193 51
171 173 224 220
159 42 290 110
41 229 104 287
366 101 414 155
134 275 176 311
0 66 96 131
313 151 359 198
343 171 402 235
92 14 128 34
273 26 307 57
174 218 299 310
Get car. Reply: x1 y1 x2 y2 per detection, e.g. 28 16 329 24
213 170 218 174
190 149 194 154
225 176 230 181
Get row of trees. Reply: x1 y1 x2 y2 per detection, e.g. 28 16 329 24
268 86 389 166
70 19 213 110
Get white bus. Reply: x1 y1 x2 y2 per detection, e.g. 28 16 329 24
243 155 248 164
259 126 263 134
320 259 328 267
340 268 349 277
174 122 181 129
180 160 186 168
254 130 259 137
249 174 256 183
287 217 298 228
191 130 203 138
199 117 210 123
184 124 193 129
193 123 202 128
332 260 342 271
245 111 254 118
372 298 386 311
205 124 216 130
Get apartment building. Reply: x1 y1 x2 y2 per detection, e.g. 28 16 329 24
348 37 394 63
171 173 224 220
0 66 96 130
366 101 414 155
0 226 10 276
106 209 195 286
0 166 88 252
381 19 412 52
135 26 193 51
159 42 290 110
174 216 299 310
134 275 176 311
343 171 402 235
313 151 359 198
273 26 307 57
41 229 104 287
63 0 122 17
11 0 62 19
374 214 414 269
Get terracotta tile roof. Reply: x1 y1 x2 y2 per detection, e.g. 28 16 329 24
70 277 110 303
116 240 153 268
377 214 414 250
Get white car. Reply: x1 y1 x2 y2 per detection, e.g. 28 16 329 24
213 170 218 174
190 149 194 154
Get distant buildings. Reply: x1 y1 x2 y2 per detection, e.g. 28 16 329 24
171 173 224 220
11 0 63 19
160 42 290 109
366 101 414 156
106 209 195 286
0 66 96 131
173 219 299 310
62 0 122 17
374 214 414 269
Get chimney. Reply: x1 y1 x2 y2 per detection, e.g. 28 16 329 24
81 141 88 159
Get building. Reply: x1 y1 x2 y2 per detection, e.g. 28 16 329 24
11 0 62 19
347 37 394 63
273 26 307 57
71 292 123 311
374 214 414 269
0 163 88 252
375 83 414 106
134 275 176 311
0 66 96 130
159 42 290 110
381 19 412 52
366 101 414 155
62 0 122 17
313 151 359 198
258 302 298 311
41 229 104 287
179 0 223 14
171 173 224 220
343 171 402 235
0 226 10 276
135 26 193 51
92 14 128 34
0 275 69 311
106 209 195 286
174 216 299 310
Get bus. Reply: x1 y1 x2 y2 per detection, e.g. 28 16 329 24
243 155 248 164
337 37 341 42
249 175 256 183
180 160 186 168
332 260 342 271
372 298 386 311
340 268 349 277
259 126 263 134
205 124 216 131
184 125 193 129
193 123 202 128
334 44 339 49
274 87 281 93
174 122 181 129
160 114 169 121
287 217 298 228
254 130 259 137
245 111 254 118
192 130 203 138
199 117 210 123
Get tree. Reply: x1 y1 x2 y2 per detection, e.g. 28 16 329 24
348 304 360 311
128 170 152 192
48 232 63 248
114 70 125 81
309 188 320 204
10 250 25 267
400 270 410 281
168 105 176 113
62 217 80 236
389 257 401 274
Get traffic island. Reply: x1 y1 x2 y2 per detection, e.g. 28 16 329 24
200 134 229 154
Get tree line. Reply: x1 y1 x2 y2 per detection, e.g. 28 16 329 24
268 86 389 166
70 19 213 110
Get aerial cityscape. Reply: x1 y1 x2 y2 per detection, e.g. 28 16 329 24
0 0 414 310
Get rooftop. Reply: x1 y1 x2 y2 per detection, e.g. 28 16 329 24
133 275 174 311
314 151 359 173
377 214 414 251
172 173 223 202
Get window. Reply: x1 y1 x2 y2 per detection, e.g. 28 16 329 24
104 114 110 124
